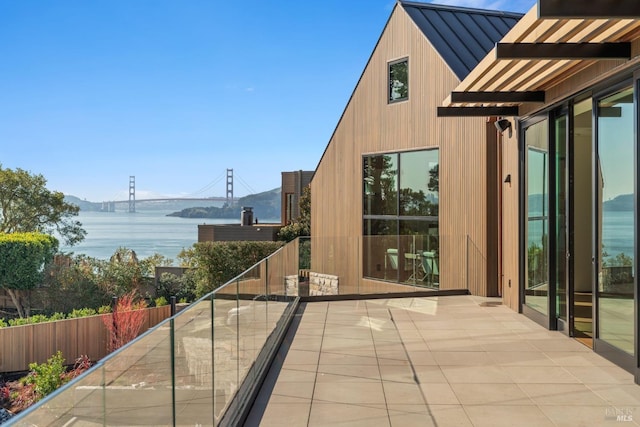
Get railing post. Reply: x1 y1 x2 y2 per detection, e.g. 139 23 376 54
170 296 176 316
170 318 176 426
466 235 470 291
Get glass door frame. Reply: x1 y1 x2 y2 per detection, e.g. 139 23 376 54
591 77 638 375
519 114 558 330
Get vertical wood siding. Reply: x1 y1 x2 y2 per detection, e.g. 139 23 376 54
311 6 494 295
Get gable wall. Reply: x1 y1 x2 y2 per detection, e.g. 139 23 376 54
311 6 498 295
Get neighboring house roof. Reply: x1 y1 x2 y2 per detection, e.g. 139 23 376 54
401 1 523 80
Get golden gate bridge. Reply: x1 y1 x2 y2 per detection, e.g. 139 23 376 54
102 169 254 212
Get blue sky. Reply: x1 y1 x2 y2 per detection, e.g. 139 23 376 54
0 0 534 202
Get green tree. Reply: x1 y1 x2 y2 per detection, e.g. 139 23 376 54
278 185 311 242
0 165 86 246
179 241 284 296
0 232 58 317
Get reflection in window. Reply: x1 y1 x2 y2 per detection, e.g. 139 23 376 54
525 119 549 316
364 154 398 216
363 149 438 288
597 87 635 355
389 59 408 103
400 150 439 216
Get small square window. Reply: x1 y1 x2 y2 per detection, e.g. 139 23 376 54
388 59 408 103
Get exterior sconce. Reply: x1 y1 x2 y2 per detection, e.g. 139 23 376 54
495 119 512 138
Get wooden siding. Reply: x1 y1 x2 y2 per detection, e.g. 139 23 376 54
501 121 520 311
0 306 171 373
311 5 496 295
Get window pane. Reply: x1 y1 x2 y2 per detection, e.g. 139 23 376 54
400 150 439 217
363 219 397 281
597 87 635 355
525 119 549 316
389 60 408 102
364 154 398 216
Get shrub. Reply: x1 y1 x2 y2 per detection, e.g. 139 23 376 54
67 308 97 319
154 296 168 307
25 351 66 400
179 241 284 297
102 291 148 352
0 319 7 328
98 305 111 314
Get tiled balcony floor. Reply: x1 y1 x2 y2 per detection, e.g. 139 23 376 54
247 295 640 426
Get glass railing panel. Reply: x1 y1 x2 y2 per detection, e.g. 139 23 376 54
101 323 173 425
212 279 239 424
12 363 106 426
236 265 264 388
173 296 215 426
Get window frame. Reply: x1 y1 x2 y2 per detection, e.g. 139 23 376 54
388 57 409 104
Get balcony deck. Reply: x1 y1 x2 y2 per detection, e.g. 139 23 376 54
247 295 640 426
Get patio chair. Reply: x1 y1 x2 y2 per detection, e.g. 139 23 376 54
421 251 439 283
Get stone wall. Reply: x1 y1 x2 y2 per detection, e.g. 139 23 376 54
309 272 339 296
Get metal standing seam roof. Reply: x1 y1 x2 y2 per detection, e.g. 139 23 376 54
400 1 523 81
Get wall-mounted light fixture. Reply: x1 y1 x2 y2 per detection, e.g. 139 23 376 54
504 174 512 185
494 118 512 138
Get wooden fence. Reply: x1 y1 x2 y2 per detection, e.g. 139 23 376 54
0 305 171 374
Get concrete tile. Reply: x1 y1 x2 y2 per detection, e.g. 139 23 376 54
313 380 386 405
530 338 592 352
450 383 533 405
308 402 389 427
440 365 514 384
544 351 620 367
564 366 636 385
431 351 493 366
253 402 311 427
420 383 460 404
382 381 425 405
416 404 471 426
317 364 381 381
378 363 414 383
464 405 555 427
319 352 378 366
590 384 640 406
503 366 581 384
413 365 448 384
487 351 556 366
539 404 637 427
281 349 320 365
519 383 609 406
388 405 436 427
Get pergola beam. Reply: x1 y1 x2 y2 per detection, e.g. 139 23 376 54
496 42 631 59
538 0 640 18
437 106 519 117
450 91 545 103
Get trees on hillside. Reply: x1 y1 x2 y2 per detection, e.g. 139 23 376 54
0 232 58 318
0 165 86 246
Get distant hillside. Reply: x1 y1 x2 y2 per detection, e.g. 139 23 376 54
604 194 633 211
64 195 102 211
528 193 633 212
167 188 281 220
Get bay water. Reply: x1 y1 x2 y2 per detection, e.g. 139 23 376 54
61 210 278 262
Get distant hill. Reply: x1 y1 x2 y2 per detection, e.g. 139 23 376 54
528 193 633 212
64 195 102 211
167 188 281 220
604 194 633 211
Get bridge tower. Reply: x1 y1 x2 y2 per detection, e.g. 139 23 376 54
226 169 234 206
129 176 136 213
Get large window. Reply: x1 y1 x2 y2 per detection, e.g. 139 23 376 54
388 58 408 103
363 149 439 288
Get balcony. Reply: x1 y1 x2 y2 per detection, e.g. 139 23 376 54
8 238 640 426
